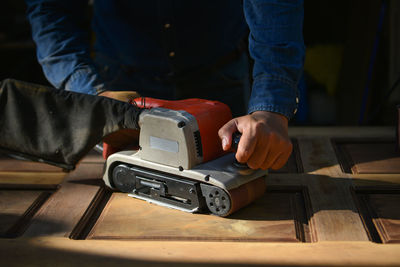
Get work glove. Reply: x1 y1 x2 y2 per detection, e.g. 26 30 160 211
0 79 142 171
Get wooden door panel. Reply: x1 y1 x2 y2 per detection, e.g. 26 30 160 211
0 153 67 186
355 188 400 243
0 153 62 172
1 127 399 267
0 150 104 172
23 161 105 238
334 140 400 174
0 172 65 188
83 187 310 242
0 128 399 266
0 189 51 238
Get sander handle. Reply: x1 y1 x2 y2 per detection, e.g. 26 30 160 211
231 132 249 169
231 132 242 151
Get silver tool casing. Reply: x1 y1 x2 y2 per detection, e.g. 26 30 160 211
137 107 202 170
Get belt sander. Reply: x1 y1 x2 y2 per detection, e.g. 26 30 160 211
102 98 267 216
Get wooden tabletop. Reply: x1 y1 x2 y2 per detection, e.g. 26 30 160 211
0 127 399 266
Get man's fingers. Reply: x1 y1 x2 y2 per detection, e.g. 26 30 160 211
247 137 269 169
218 119 238 151
236 129 257 163
268 141 293 170
270 152 290 170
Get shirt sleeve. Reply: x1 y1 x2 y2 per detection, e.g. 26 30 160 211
243 0 305 119
25 0 106 95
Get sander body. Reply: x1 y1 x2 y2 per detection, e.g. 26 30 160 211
102 98 267 216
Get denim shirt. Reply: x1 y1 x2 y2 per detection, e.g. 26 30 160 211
25 0 304 119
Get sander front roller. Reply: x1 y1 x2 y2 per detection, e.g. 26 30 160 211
102 98 267 216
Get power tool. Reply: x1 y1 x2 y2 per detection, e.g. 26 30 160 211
102 98 267 216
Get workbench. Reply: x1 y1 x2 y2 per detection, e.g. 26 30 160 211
1 127 399 266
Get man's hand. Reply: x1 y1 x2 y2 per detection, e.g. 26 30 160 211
99 90 140 102
218 111 292 170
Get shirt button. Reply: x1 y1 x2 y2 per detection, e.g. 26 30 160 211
296 97 299 104
293 108 298 115
164 23 171 29
169 51 175 57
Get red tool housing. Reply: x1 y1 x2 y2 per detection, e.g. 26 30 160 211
103 98 232 163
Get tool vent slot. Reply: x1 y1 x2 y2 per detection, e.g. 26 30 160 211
193 130 203 158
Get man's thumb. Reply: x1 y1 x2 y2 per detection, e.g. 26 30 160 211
218 119 238 151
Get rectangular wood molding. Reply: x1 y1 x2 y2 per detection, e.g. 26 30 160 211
72 186 311 242
332 138 400 174
353 187 400 243
0 189 53 238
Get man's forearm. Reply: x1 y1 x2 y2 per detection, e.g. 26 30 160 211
243 0 305 119
25 0 104 94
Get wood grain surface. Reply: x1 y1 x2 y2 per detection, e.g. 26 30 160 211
0 153 63 172
22 153 105 237
0 127 399 266
356 191 400 243
1 237 400 266
341 142 400 174
86 188 309 242
0 172 66 187
297 137 369 241
0 190 51 237
0 151 67 186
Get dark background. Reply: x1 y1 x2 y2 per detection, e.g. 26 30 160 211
1 0 399 126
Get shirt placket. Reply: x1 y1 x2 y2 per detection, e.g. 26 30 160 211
158 1 176 75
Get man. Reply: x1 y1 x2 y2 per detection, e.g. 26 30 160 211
25 0 304 170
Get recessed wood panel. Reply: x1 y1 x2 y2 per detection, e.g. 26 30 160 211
355 189 400 243
23 163 104 238
0 189 51 238
83 188 310 242
333 140 400 174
